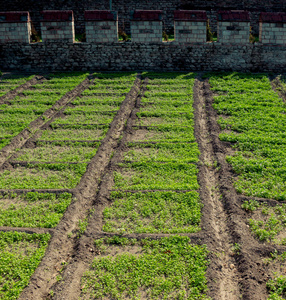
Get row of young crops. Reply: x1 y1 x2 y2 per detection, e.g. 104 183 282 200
0 72 137 299
79 73 209 300
0 71 286 299
208 73 286 300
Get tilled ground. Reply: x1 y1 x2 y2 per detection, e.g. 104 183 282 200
0 72 285 300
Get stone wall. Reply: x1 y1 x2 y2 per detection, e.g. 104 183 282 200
131 20 163 43
1 0 286 35
0 41 286 73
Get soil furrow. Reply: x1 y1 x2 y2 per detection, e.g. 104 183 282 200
0 189 74 195
51 123 110 128
85 231 205 242
109 189 197 193
204 79 269 300
18 75 142 300
0 226 54 235
131 125 191 129
119 160 197 164
8 161 86 166
47 77 147 300
0 75 44 103
34 140 101 144
124 141 197 145
193 78 240 300
238 195 286 206
271 75 286 102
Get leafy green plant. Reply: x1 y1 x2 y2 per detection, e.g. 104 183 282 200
77 217 88 238
231 243 241 255
103 191 202 234
267 274 286 299
207 20 213 42
0 192 73 228
81 236 209 300
209 73 286 201
0 232 50 300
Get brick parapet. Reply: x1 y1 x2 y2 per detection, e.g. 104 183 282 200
174 10 207 43
217 11 250 44
0 11 31 43
84 10 118 43
40 10 74 42
130 11 163 43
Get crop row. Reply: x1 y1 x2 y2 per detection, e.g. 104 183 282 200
0 74 34 97
0 72 88 150
81 236 209 300
0 231 50 300
79 73 209 300
104 72 201 233
1 72 137 190
208 72 286 299
0 72 137 299
209 73 286 201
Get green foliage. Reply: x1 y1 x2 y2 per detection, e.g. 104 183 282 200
241 200 260 212
40 128 108 141
242 200 286 244
103 191 202 234
206 20 213 42
15 145 100 163
209 72 286 200
0 231 50 300
0 192 73 228
114 162 199 191
81 236 209 300
77 217 88 238
267 275 286 299
0 73 88 141
124 142 200 163
0 164 87 189
0 75 34 97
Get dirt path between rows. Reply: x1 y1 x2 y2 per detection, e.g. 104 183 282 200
44 77 146 300
193 77 240 299
0 75 44 104
203 78 273 300
18 75 141 300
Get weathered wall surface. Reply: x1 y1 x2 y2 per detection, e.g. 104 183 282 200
1 0 286 34
0 41 285 73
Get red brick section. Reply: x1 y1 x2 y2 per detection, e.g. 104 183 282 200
0 11 30 22
131 10 163 21
41 10 74 22
84 10 117 21
260 12 286 23
218 10 250 22
174 10 207 21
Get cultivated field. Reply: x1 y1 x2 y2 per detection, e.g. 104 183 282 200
0 71 285 300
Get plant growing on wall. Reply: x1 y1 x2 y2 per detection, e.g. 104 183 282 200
207 20 213 42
